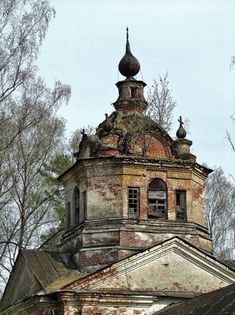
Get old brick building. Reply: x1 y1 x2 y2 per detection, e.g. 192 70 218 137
1 30 235 315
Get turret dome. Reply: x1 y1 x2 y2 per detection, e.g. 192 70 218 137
118 27 140 78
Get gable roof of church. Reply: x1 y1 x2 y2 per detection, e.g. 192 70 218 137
0 250 84 310
1 237 235 311
20 250 84 291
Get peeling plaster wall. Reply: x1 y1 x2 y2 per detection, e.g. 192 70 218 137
67 160 208 225
81 303 171 315
59 157 212 268
0 297 177 315
75 160 123 219
58 294 179 315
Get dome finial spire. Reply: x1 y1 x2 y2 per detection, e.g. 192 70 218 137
176 116 187 139
118 28 140 78
126 27 131 53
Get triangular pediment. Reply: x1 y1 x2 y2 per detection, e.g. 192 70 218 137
65 237 235 295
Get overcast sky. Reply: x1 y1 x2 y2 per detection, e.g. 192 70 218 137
37 0 235 177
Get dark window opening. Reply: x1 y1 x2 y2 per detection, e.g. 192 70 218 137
176 191 186 221
130 87 138 98
83 190 87 220
73 187 80 224
148 178 167 219
128 187 139 218
66 202 71 228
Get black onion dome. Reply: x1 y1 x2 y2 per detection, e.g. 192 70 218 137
176 116 187 139
118 28 140 78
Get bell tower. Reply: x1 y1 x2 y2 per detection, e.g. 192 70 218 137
58 30 212 273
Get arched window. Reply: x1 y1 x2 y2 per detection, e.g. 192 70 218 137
73 187 80 225
148 178 167 219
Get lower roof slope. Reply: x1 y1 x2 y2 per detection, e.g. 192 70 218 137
156 282 235 315
0 250 84 310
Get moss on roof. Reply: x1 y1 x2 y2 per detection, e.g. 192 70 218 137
0 250 85 310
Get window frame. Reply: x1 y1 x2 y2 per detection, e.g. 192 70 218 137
147 178 168 219
128 187 140 218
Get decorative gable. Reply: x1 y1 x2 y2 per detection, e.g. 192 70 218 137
65 238 235 295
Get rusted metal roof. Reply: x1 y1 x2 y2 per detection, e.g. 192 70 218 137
156 282 235 315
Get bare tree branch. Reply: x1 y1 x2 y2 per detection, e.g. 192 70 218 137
146 72 176 132
0 0 71 295
205 167 235 259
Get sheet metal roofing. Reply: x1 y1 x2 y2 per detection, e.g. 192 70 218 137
156 282 235 315
0 250 84 309
21 250 83 292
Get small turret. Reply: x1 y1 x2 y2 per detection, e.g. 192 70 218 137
113 28 148 114
175 116 195 161
176 116 187 139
